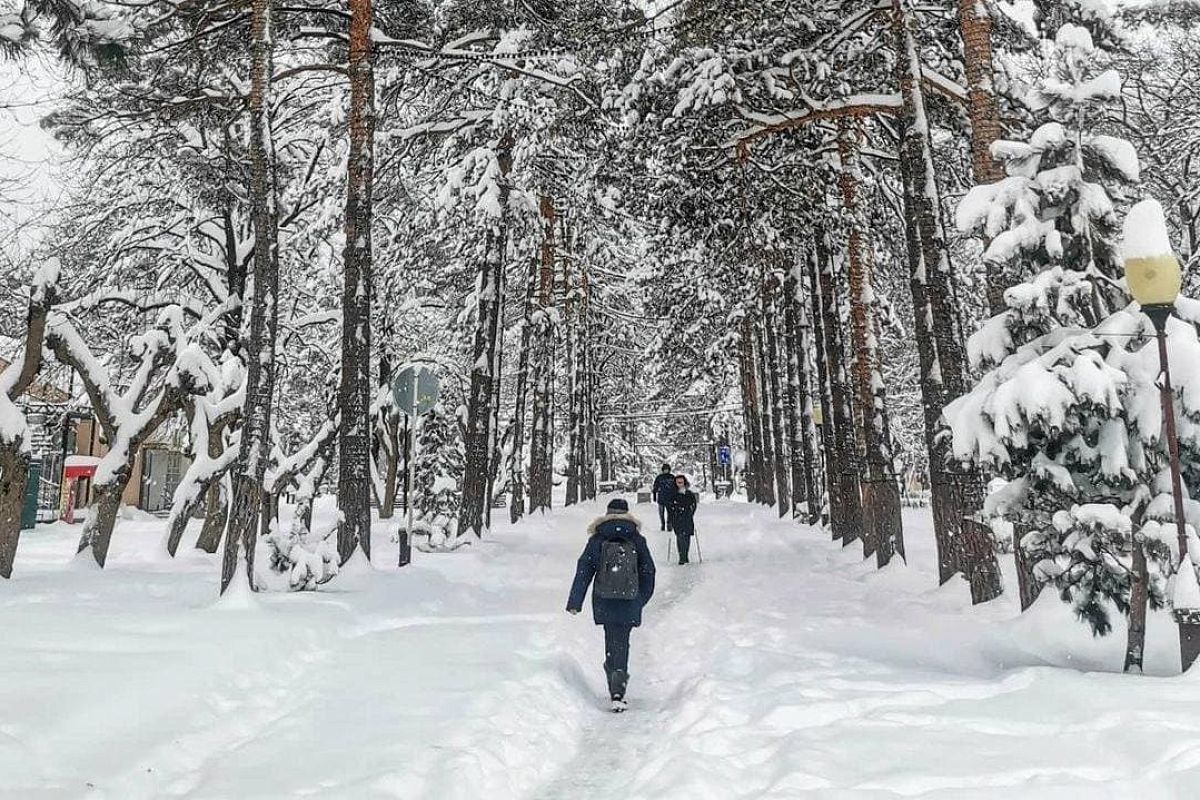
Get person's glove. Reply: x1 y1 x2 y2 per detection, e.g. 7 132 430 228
567 608 580 615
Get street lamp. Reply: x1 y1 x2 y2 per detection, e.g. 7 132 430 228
1124 198 1200 671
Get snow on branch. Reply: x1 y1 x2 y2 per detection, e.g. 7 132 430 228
728 95 903 149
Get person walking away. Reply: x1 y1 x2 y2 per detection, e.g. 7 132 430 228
566 498 656 712
666 474 698 565
652 463 676 531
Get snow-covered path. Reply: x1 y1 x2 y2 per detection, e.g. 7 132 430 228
4 498 1200 798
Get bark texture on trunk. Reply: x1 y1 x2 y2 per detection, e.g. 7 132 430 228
508 201 549 523
166 412 235 557
893 0 1001 601
815 236 862 547
0 268 58 578
0 447 28 578
460 134 513 536
763 274 791 518
528 199 557 515
336 0 376 563
221 0 279 594
1012 522 1044 610
753 322 778 508
196 481 227 553
957 0 1008 315
1126 536 1149 673
741 317 766 505
838 119 904 567
806 249 837 535
784 262 819 522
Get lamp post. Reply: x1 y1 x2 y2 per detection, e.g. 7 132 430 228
1124 199 1200 671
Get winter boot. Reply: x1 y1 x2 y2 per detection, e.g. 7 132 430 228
608 668 629 703
611 698 628 713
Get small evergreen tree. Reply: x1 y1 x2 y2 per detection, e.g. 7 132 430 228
406 403 468 551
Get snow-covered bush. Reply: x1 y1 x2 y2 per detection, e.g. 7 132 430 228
266 517 339 591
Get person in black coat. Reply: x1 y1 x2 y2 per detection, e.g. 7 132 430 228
666 474 698 565
651 463 677 531
566 498 656 710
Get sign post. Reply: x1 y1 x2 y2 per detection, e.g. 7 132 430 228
390 365 440 567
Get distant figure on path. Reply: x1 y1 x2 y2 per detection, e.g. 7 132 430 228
651 463 677 531
566 498 656 713
666 475 698 565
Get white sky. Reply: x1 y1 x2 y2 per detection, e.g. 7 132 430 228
0 56 67 261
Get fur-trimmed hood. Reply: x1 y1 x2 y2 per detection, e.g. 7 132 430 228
587 512 642 537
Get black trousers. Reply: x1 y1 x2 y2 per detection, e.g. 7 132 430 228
658 503 671 530
604 624 633 698
675 531 692 563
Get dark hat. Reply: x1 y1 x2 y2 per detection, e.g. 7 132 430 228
606 498 630 514
661 463 671 472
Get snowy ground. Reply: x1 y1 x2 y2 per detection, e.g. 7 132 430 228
4 498 1200 799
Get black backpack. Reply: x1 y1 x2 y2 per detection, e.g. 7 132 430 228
595 537 640 601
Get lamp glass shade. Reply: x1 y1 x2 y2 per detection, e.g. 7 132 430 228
811 405 824 426
1126 253 1182 307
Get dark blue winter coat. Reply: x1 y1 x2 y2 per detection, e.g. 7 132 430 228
652 472 676 505
567 513 656 627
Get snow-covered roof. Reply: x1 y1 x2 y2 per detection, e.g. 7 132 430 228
64 455 102 468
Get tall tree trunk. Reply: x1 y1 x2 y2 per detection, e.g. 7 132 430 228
839 120 904 567
564 248 584 507
763 274 791 517
581 306 598 502
740 317 766 505
753 321 777 508
528 199 557 515
806 250 837 534
508 203 548 523
460 135 513 536
958 0 1006 315
893 0 1002 601
221 0 279 594
485 240 508 528
738 324 760 504
785 260 820 524
220 207 248 357
336 0 376 563
815 236 863 548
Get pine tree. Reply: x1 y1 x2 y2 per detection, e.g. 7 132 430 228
407 403 468 552
949 28 1187 668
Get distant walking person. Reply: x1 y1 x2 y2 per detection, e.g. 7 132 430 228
566 498 656 712
667 475 698 565
652 463 677 531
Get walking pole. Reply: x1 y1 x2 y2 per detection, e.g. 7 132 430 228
667 531 673 562
694 530 703 563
